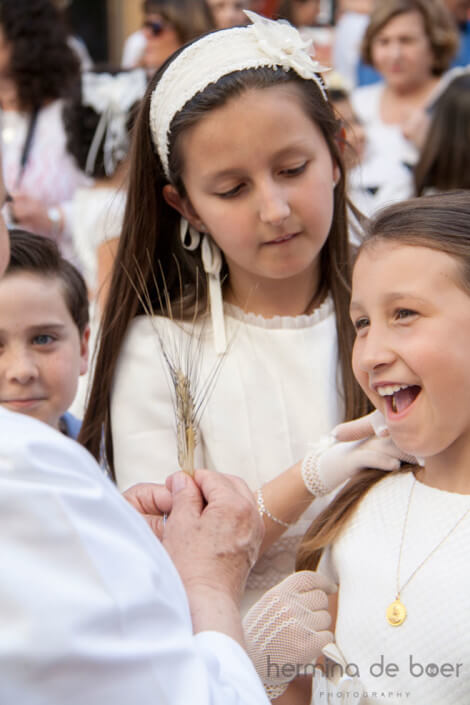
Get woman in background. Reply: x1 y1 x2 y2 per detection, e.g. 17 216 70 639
124 0 215 74
351 0 457 205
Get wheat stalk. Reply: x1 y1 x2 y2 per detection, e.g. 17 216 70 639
123 254 225 476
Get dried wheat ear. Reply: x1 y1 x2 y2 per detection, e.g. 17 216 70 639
124 254 226 476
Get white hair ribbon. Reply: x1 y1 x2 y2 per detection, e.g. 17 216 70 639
201 234 226 355
179 221 226 353
179 217 201 251
82 69 147 176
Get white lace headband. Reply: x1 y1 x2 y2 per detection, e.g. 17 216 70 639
150 10 329 180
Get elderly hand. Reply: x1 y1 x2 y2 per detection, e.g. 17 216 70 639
164 470 264 599
161 470 264 641
243 571 335 699
122 482 172 539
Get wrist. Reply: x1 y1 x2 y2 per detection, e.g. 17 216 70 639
187 583 244 644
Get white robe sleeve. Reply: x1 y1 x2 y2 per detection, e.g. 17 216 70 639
0 410 269 705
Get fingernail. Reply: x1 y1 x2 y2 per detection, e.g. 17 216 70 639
172 472 187 494
376 425 390 437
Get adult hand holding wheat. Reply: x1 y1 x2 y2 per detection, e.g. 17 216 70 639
163 470 264 646
123 482 172 539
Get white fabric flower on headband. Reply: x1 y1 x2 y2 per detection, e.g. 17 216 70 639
244 10 329 86
82 69 147 176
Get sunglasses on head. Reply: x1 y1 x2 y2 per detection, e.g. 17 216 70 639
143 20 165 36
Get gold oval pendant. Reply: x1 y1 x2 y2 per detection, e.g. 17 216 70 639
386 599 407 626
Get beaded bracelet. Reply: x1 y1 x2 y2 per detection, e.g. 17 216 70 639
256 487 290 528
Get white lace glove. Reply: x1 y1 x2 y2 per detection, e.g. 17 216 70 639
243 571 336 700
301 410 418 497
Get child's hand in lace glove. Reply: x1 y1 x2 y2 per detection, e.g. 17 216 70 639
243 571 336 699
301 410 419 497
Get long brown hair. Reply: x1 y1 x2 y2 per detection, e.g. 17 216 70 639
415 75 470 196
79 41 368 475
297 190 470 571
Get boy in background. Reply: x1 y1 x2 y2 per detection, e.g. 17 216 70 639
0 229 89 439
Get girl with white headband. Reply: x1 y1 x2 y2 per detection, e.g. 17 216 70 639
80 11 403 611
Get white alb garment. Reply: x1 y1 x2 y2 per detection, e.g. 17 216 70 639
1 100 90 263
350 83 416 207
318 473 470 704
0 407 269 705
111 298 343 611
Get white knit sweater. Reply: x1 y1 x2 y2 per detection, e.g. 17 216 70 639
318 472 470 704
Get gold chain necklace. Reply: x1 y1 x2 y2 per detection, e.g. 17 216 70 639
386 476 470 626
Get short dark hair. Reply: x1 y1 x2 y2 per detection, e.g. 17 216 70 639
6 230 89 334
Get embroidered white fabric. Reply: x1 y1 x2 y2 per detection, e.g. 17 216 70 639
243 571 335 697
149 10 329 179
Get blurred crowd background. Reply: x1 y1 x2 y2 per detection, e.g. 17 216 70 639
66 0 334 64
1 0 469 397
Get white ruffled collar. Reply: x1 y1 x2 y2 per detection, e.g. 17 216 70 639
223 295 334 330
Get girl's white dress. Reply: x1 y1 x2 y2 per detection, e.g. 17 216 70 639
317 472 470 704
111 297 343 610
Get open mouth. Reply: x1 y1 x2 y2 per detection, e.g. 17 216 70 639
377 384 421 416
